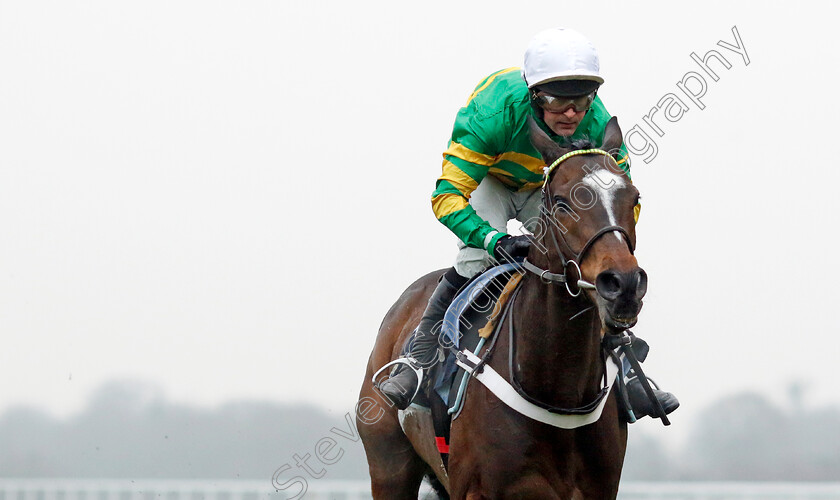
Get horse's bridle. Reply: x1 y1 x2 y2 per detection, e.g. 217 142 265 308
499 149 637 417
522 148 635 297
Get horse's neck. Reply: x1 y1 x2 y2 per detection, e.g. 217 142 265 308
510 275 604 406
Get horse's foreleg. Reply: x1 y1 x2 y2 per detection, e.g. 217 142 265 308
363 421 427 499
358 388 428 500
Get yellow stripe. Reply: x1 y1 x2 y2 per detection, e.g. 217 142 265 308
497 151 545 175
444 141 496 167
487 169 519 188
519 180 544 192
465 67 520 105
440 159 480 196
432 192 470 219
486 168 541 191
634 203 641 224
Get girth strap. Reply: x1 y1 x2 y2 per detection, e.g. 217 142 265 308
455 348 621 429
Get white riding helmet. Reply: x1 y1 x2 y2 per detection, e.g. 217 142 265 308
522 28 604 90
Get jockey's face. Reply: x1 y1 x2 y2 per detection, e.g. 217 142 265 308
542 106 587 137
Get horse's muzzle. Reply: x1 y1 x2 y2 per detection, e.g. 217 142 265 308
595 268 648 331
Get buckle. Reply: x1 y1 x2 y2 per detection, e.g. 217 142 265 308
602 330 634 350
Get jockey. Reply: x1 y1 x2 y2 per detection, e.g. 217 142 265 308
378 28 679 420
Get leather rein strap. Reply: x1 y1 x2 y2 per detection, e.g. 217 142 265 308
507 286 612 415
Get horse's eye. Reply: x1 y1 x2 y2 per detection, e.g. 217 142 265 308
553 195 570 206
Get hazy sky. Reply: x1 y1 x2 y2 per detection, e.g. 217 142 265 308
1 0 838 436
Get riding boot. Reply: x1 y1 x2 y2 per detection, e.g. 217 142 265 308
622 336 680 419
376 269 467 410
626 377 680 419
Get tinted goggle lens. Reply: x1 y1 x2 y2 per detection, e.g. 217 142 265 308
533 92 595 113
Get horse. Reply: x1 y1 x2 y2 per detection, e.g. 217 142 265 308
357 116 645 499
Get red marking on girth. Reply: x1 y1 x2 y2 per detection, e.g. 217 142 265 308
435 436 450 454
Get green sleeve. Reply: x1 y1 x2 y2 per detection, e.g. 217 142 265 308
432 104 510 252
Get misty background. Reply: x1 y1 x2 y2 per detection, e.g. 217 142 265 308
2 382 838 481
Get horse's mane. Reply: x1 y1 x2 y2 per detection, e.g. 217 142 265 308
559 136 596 151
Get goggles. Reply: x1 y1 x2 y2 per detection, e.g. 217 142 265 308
531 91 596 113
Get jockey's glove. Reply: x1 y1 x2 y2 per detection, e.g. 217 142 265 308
493 235 532 264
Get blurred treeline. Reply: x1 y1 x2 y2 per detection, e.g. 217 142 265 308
1 381 838 481
623 391 840 481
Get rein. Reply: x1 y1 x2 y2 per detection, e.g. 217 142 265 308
504 149 632 417
451 148 670 427
506 285 613 415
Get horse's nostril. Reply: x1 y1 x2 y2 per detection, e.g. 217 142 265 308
635 269 648 299
596 271 623 300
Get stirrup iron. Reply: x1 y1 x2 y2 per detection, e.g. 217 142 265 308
372 357 425 405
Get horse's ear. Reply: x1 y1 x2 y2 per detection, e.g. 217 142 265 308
601 116 624 159
528 116 568 164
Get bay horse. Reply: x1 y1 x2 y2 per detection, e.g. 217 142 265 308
357 116 645 499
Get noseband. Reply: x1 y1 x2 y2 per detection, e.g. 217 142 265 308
522 149 635 296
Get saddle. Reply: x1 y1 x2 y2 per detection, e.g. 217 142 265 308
423 263 525 469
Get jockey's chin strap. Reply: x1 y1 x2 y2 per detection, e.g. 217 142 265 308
522 148 634 297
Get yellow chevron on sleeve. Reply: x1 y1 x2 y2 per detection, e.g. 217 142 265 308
466 67 520 105
440 159 480 195
444 141 496 167
497 151 546 175
432 192 470 219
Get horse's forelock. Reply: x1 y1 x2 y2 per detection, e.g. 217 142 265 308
560 137 596 152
